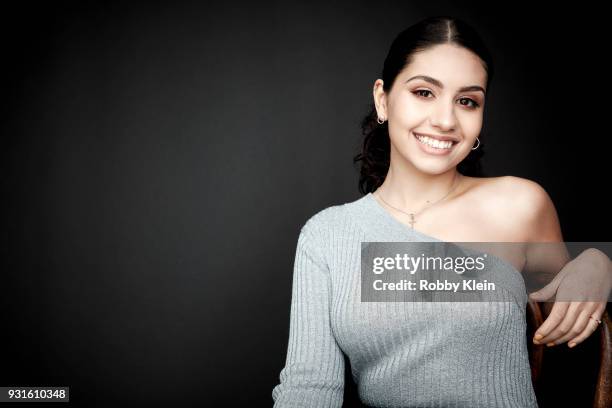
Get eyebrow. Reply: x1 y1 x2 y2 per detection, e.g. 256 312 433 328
405 75 486 94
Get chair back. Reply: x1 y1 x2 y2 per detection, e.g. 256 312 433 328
527 300 612 408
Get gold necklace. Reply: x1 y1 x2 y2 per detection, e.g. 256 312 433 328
375 173 462 228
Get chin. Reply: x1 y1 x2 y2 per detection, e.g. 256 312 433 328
408 156 455 175
416 163 454 175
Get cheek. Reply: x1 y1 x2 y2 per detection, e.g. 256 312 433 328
388 97 425 127
458 113 483 137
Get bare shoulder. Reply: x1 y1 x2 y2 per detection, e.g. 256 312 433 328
495 176 553 211
463 175 563 242
456 176 562 242
466 175 550 206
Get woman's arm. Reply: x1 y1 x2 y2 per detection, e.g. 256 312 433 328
517 177 570 276
513 177 610 348
272 220 345 407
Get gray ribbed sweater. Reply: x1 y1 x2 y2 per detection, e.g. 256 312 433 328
272 192 539 408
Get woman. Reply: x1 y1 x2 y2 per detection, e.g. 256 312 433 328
272 16 609 407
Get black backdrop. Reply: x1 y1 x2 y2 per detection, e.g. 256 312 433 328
2 1 610 406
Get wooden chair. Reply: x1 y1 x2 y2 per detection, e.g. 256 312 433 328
527 300 612 408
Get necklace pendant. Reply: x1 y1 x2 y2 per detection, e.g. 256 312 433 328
409 213 415 228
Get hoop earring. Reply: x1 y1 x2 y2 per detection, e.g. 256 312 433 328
471 137 480 150
377 117 385 125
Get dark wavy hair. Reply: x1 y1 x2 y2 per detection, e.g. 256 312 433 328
353 16 495 194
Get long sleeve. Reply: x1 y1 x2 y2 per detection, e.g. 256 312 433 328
272 221 345 407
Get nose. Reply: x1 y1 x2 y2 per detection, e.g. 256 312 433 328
429 100 457 132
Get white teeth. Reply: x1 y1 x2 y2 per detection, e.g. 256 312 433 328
415 134 454 149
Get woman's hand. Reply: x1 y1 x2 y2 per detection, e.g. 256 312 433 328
529 248 611 348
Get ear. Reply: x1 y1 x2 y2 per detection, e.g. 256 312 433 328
373 79 387 120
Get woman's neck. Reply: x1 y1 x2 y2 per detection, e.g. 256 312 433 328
375 161 463 210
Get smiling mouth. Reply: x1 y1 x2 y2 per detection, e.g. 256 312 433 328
413 133 459 150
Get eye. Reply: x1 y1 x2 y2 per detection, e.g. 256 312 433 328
458 97 480 109
413 89 434 98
